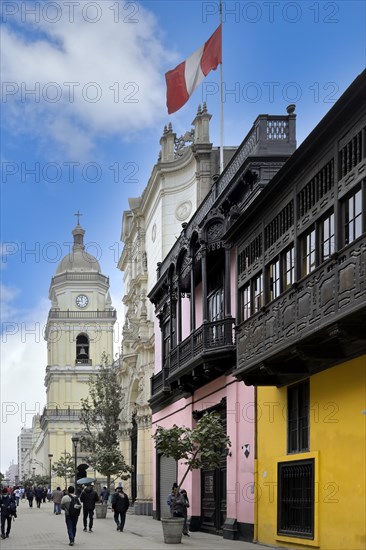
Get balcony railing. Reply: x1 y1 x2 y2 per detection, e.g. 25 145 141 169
75 358 92 366
48 310 116 319
40 407 81 427
151 318 236 397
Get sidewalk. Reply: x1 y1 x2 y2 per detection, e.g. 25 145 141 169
2 500 285 550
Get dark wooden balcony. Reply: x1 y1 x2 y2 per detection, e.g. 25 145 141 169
151 318 236 400
234 235 366 386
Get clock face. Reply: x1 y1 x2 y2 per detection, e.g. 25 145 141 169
76 294 89 308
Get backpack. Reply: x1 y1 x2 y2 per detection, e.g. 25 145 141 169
68 496 81 518
8 500 17 516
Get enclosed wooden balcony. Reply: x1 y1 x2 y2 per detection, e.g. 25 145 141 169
150 317 236 401
234 235 366 386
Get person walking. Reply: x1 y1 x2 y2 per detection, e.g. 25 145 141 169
80 484 99 533
61 486 81 547
26 488 34 508
111 487 129 532
52 486 63 515
13 488 20 507
167 483 178 517
180 489 190 536
0 487 17 539
34 486 43 508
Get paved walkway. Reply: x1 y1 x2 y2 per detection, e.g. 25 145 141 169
2 500 285 550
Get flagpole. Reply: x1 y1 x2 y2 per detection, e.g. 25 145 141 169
219 0 224 174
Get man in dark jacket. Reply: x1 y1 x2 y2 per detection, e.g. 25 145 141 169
111 487 129 532
80 484 99 533
1 488 16 539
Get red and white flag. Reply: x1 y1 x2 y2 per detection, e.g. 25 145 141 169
165 25 222 114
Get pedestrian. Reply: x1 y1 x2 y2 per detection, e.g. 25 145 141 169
180 489 190 536
61 486 81 547
100 486 109 505
26 488 34 508
13 487 20 507
34 486 43 508
47 487 52 502
0 487 17 539
167 483 179 517
80 483 99 533
111 486 129 532
52 486 63 515
42 487 47 503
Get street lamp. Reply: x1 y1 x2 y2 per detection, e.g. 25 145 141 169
48 454 53 489
71 436 79 489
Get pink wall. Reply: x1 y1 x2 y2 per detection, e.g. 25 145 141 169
195 282 203 327
152 376 255 524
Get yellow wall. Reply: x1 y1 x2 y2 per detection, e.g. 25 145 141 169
256 355 366 550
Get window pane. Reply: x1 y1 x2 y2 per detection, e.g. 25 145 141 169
321 212 335 262
253 273 263 313
241 285 251 321
302 228 316 276
284 247 294 290
269 259 281 300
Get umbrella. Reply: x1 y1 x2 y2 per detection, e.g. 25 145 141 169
77 477 96 485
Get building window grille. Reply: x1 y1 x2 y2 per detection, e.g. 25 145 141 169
298 159 334 217
265 200 294 250
287 380 309 453
339 130 363 179
345 188 362 245
278 458 314 539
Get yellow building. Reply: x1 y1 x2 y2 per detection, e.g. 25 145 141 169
229 70 366 549
38 221 116 488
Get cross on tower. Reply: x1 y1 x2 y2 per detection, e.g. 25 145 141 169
74 210 83 225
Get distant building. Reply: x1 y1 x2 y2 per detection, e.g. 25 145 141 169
6 461 19 485
17 427 32 480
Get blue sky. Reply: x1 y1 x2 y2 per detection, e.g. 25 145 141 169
1 0 365 472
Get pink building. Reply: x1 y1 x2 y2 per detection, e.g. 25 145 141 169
148 110 296 540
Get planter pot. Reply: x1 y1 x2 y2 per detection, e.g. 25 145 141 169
161 518 184 544
95 503 108 519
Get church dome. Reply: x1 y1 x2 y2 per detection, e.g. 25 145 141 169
56 223 101 274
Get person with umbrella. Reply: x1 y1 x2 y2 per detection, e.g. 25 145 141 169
80 483 99 533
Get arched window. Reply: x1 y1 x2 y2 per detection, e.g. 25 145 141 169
75 334 91 365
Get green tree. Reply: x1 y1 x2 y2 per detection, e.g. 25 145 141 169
52 454 74 488
80 353 131 491
152 412 230 509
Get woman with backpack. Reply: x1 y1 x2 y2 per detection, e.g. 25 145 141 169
61 486 81 547
1 487 17 539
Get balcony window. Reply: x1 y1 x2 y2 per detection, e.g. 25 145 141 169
269 259 281 301
253 273 263 313
301 227 316 277
320 212 335 262
208 288 224 322
345 188 362 245
283 246 295 291
162 320 170 365
240 284 251 321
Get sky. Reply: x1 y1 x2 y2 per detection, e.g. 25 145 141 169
0 0 365 473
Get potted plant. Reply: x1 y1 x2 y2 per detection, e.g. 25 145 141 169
152 411 230 544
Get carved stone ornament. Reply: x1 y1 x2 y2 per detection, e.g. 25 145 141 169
175 201 192 222
174 129 195 158
207 222 224 242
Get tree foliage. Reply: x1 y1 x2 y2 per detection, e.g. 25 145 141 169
152 411 231 491
80 353 131 489
52 454 74 488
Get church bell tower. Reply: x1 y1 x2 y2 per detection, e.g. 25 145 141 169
41 218 116 486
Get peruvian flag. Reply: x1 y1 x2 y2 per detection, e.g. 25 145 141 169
165 25 222 114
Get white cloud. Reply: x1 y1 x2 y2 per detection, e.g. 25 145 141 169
1 1 176 157
0 297 49 472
